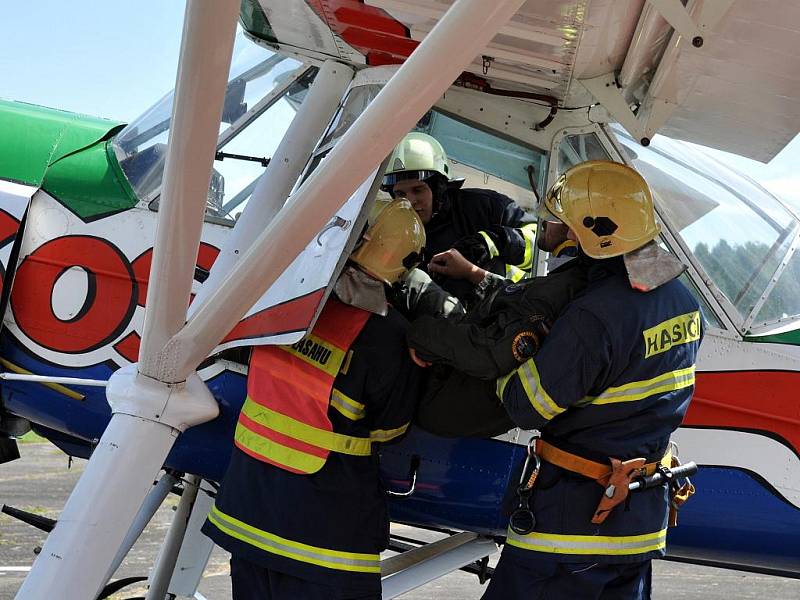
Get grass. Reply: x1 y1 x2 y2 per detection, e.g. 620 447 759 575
17 431 47 444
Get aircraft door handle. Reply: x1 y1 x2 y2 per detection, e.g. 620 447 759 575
316 216 351 246
386 455 420 497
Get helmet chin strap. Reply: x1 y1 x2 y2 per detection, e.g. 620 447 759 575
425 174 450 220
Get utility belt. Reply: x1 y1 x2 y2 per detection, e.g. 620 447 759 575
510 438 696 536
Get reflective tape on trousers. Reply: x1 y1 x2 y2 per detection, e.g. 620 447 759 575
208 505 381 573
506 528 667 556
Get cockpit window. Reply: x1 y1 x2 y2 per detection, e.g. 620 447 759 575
318 85 382 153
307 87 547 212
112 30 308 216
416 111 546 211
556 133 611 177
752 247 800 327
616 130 800 328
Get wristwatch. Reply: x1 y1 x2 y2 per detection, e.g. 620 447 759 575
476 270 493 294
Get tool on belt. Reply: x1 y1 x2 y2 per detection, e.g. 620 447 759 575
629 458 697 526
509 438 696 531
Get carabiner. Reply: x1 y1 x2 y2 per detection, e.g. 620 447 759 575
511 437 541 535
517 437 541 492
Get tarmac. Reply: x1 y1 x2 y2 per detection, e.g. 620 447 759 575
2 442 800 599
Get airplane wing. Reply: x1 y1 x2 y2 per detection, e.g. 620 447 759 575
241 0 800 162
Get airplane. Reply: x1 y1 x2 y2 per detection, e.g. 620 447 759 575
1 0 800 598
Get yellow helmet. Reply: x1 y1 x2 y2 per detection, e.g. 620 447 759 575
350 200 426 285
541 160 660 259
367 190 394 225
382 132 450 187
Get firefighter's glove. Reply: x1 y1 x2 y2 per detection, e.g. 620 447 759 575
452 228 503 268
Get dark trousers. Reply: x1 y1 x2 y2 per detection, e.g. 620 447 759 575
481 549 652 600
230 557 381 600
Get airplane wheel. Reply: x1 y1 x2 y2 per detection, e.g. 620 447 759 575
96 576 148 599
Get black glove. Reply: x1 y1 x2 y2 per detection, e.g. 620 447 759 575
451 232 494 267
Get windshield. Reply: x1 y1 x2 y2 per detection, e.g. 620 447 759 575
113 31 307 210
555 132 611 177
416 110 546 211
616 129 800 328
306 86 547 212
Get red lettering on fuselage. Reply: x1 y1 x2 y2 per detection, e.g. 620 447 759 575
130 243 220 307
0 208 23 299
0 208 21 248
10 236 220 361
11 235 136 354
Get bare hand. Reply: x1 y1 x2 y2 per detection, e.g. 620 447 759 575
429 249 487 285
409 347 432 368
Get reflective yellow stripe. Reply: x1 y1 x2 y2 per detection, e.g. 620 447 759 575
330 388 365 421
478 230 500 258
280 334 347 378
235 421 326 473
507 528 667 556
590 366 695 406
496 371 514 400
370 422 409 443
241 399 372 456
517 223 537 270
208 505 381 573
518 359 564 421
505 264 526 282
643 311 701 358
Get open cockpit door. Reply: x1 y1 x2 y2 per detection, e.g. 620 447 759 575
206 75 384 351
211 167 382 350
611 128 800 337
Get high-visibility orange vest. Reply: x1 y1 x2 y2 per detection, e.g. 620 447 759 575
235 298 372 474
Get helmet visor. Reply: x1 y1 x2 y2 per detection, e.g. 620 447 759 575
382 169 438 188
536 201 561 222
538 174 566 222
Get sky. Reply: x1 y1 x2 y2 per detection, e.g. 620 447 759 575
0 1 187 122
698 138 800 210
1 0 798 209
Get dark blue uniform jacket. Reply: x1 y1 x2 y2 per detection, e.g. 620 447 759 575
203 308 422 595
498 256 702 563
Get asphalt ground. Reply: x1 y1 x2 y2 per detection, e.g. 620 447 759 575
2 443 800 599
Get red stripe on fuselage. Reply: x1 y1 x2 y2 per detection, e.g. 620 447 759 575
221 289 325 344
688 371 800 455
113 331 141 363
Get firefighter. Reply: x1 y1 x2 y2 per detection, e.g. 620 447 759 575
202 201 426 600
406 217 586 437
483 161 702 599
382 132 537 304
